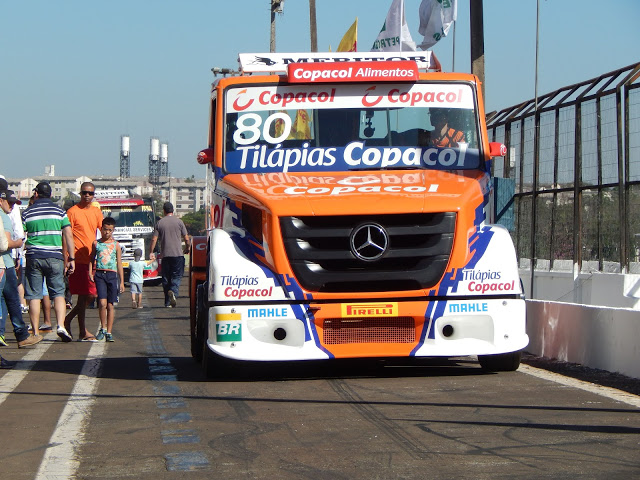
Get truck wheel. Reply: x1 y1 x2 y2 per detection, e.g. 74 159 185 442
201 333 228 379
478 351 521 372
191 282 207 362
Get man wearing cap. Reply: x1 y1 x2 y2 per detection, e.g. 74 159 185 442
22 181 75 341
0 186 33 347
0 181 16 368
64 181 102 341
149 202 190 308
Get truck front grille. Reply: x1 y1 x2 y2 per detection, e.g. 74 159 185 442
323 317 415 344
280 213 456 292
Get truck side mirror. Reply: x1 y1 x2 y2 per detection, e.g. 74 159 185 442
489 142 507 158
197 148 215 165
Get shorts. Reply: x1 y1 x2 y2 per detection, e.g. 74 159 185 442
24 257 66 300
130 282 143 294
69 263 97 296
94 270 119 304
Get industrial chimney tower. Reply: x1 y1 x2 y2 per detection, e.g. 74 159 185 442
148 136 160 184
120 135 130 178
160 142 169 177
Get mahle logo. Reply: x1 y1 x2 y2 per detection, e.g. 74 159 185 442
216 313 242 342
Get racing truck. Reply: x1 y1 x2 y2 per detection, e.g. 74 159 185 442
189 51 528 378
94 190 161 284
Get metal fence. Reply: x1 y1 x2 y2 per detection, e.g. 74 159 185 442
487 62 640 275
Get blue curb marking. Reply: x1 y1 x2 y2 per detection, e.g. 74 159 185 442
148 357 171 365
160 412 192 423
150 365 177 374
165 451 210 471
151 374 178 382
153 384 181 395
156 397 187 409
143 313 209 470
161 429 201 444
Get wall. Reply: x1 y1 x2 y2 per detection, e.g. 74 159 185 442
520 270 640 310
526 300 640 379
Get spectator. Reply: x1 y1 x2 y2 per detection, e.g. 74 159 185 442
7 188 26 312
149 202 190 308
418 108 466 148
0 190 17 367
22 181 75 342
129 248 147 309
64 182 102 341
0 188 32 348
91 217 124 342
24 195 53 333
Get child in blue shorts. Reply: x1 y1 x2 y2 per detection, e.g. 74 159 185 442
90 217 124 342
129 248 147 309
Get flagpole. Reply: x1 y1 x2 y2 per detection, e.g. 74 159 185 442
534 0 539 110
400 0 404 52
452 20 456 71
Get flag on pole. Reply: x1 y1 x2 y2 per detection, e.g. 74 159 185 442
418 0 457 50
371 0 416 52
337 18 358 52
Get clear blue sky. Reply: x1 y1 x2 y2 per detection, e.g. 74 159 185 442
1 0 638 180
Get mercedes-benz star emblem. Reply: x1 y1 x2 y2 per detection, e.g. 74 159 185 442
350 223 389 262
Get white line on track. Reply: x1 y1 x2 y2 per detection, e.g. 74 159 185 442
0 332 57 407
519 364 640 408
35 340 106 480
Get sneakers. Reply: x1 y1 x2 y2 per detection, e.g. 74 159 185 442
168 290 177 308
0 335 7 347
95 327 106 341
105 333 114 342
18 334 43 348
0 356 16 369
132 300 137 309
56 326 73 342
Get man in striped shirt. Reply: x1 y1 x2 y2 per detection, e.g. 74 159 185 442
22 182 75 342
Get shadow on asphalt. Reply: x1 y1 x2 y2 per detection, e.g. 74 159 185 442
27 354 489 383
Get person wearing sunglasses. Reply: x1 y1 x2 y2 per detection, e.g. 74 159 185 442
63 182 103 341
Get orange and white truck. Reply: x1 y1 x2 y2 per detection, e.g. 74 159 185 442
189 52 528 377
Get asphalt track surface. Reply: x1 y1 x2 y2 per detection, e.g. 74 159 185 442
1 281 639 480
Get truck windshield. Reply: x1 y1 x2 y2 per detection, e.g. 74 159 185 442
100 206 155 231
224 82 481 174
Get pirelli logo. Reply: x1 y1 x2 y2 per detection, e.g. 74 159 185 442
341 302 398 318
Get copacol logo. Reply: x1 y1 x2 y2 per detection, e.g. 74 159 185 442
350 223 389 261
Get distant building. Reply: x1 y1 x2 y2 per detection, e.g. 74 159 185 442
156 178 206 217
4 175 206 217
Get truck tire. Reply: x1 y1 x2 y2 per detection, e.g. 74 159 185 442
191 282 208 362
201 331 229 379
478 351 521 372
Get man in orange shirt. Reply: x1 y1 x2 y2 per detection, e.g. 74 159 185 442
418 109 466 148
65 182 103 341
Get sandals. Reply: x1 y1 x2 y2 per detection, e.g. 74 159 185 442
79 336 98 342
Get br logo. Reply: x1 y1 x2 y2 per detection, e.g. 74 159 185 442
216 322 242 342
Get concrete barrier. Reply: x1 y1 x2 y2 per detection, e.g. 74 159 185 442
525 299 640 379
